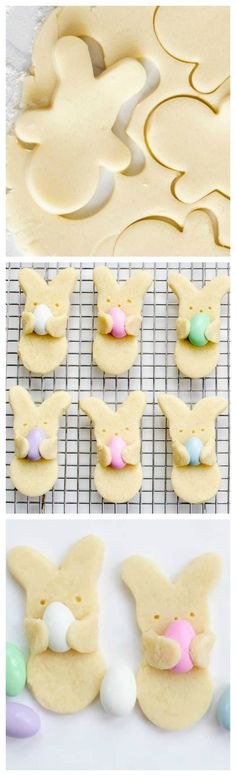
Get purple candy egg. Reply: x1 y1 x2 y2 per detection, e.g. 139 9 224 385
27 427 46 461
6 701 41 738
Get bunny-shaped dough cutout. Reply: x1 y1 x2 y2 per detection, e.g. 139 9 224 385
93 267 152 375
19 267 77 375
9 386 71 497
122 552 221 730
15 36 146 215
155 6 230 93
7 537 106 713
168 272 230 378
147 94 229 203
158 394 228 504
80 392 146 502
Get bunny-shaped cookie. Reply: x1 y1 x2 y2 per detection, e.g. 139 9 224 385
93 267 152 375
15 36 145 214
9 386 71 497
7 537 106 713
158 394 228 503
19 267 77 375
80 392 146 502
122 553 221 730
168 273 230 378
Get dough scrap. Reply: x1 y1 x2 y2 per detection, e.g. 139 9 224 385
18 267 77 375
6 6 230 255
80 392 146 503
122 552 221 730
155 6 230 94
7 537 106 713
93 267 152 375
168 272 230 378
158 394 228 504
9 386 71 497
147 94 229 203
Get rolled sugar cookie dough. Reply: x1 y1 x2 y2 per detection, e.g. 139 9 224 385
80 392 146 503
93 266 152 375
6 6 230 256
7 537 106 714
18 267 77 376
168 272 230 378
122 552 221 730
158 394 228 504
9 386 71 497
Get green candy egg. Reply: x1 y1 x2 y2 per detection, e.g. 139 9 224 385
188 312 211 347
6 642 26 697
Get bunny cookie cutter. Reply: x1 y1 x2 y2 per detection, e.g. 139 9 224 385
122 553 221 730
80 392 146 502
9 386 71 497
168 272 230 378
158 394 228 503
18 267 77 375
93 266 152 375
7 537 106 714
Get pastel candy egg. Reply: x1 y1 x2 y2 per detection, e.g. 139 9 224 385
6 701 41 738
109 306 126 338
185 436 203 466
100 664 137 716
6 643 26 697
164 619 195 673
43 601 75 652
217 686 230 731
188 312 211 346
27 427 46 461
33 303 52 336
109 436 126 469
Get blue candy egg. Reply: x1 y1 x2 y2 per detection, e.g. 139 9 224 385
217 686 230 731
185 436 203 466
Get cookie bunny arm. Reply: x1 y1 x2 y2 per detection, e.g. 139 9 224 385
97 311 113 335
39 437 57 460
172 440 190 466
15 434 29 459
176 317 191 340
125 315 142 336
16 109 47 144
205 319 220 343
122 441 140 465
67 613 99 653
200 438 216 466
25 618 49 655
190 632 215 668
143 630 181 670
46 315 68 338
22 312 35 335
97 442 112 467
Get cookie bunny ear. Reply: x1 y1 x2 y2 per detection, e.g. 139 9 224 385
119 391 146 421
7 546 56 591
168 272 193 299
122 556 169 601
158 394 189 423
124 271 153 298
61 536 104 584
195 396 228 421
177 554 222 594
19 268 47 297
203 275 230 301
93 266 117 294
50 267 77 297
41 391 71 418
80 396 113 426
9 386 35 418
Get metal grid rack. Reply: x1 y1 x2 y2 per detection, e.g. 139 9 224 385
6 262 230 514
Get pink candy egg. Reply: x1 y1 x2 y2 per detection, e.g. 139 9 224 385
109 436 126 469
164 618 195 674
109 307 126 338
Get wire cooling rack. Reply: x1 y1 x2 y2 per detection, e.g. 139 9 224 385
6 262 230 515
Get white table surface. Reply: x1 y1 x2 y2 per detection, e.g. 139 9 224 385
6 518 230 770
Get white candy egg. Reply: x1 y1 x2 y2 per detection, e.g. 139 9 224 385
43 602 75 653
33 304 52 336
100 664 137 716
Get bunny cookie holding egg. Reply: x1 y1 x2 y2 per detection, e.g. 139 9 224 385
7 537 106 714
158 394 228 504
168 272 230 378
80 391 146 502
19 267 77 375
122 553 221 730
9 386 71 497
93 266 152 375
